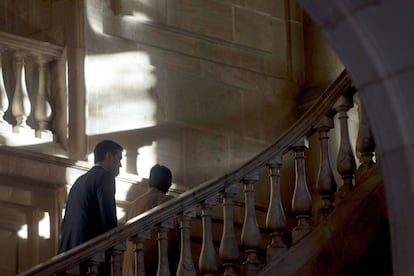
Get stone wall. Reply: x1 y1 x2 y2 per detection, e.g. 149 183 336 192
84 0 304 190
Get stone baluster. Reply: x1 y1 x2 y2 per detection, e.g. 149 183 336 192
12 51 32 134
177 207 196 276
355 100 376 183
335 92 356 192
157 218 174 276
109 242 126 276
265 155 287 262
0 48 11 130
130 230 151 276
241 172 262 275
34 54 52 138
291 137 312 244
316 116 337 213
199 196 219 276
219 183 240 276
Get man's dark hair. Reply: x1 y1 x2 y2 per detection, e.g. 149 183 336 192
149 164 172 193
94 140 123 163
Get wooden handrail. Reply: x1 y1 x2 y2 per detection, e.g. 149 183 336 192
18 70 353 276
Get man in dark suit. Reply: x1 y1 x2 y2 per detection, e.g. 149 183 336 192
58 140 124 275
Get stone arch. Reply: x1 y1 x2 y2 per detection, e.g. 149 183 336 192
296 1 414 274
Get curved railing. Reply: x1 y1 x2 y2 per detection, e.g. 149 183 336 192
19 69 363 275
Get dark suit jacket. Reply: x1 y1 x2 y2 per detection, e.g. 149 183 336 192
58 165 118 253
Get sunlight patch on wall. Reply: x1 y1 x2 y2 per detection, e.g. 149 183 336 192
86 3 151 34
17 212 50 239
137 142 157 179
85 51 157 135
131 11 151 23
39 212 50 239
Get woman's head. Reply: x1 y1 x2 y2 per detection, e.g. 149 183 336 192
149 164 172 193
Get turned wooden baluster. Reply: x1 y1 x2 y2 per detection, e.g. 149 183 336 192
265 155 287 254
34 54 52 137
109 242 126 276
64 269 77 276
64 265 81 275
291 137 312 244
356 101 375 169
157 218 174 276
12 51 32 133
177 207 196 276
219 183 239 276
241 172 262 275
199 196 219 276
316 116 337 212
87 254 105 276
335 92 356 192
130 230 151 276
0 48 10 127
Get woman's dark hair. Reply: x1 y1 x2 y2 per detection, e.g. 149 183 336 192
94 140 123 163
149 164 172 193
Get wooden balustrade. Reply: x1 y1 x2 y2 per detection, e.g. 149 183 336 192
18 70 358 276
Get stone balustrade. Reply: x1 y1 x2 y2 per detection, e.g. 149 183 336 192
0 32 64 147
18 70 378 276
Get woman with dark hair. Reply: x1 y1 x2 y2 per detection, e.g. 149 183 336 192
123 164 178 276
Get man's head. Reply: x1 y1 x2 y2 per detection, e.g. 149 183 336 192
149 164 172 194
94 140 123 177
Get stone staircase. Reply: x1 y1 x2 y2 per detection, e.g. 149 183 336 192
17 70 391 276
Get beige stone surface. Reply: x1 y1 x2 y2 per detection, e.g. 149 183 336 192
168 0 233 41
234 7 274 52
